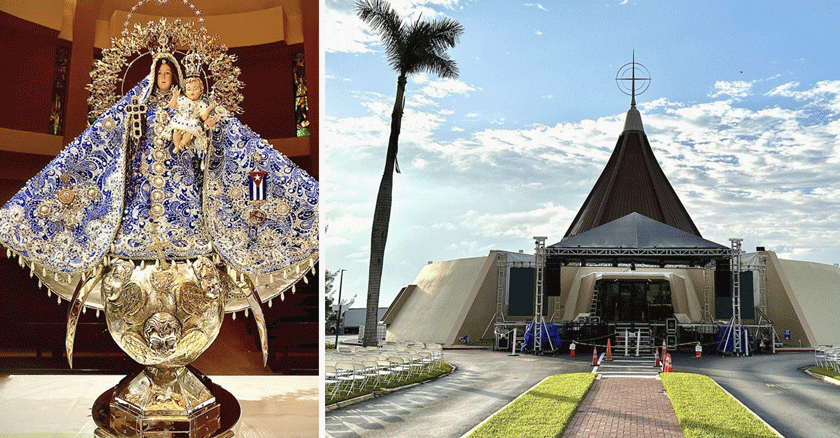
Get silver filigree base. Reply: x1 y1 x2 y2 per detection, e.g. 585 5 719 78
93 366 239 438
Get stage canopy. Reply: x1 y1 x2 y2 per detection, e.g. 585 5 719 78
549 212 730 267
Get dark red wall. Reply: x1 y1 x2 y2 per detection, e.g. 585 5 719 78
1 11 308 147
233 41 304 139
0 11 60 133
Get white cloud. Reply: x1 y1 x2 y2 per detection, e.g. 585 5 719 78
765 81 801 98
326 213 372 235
535 30 543 35
325 77 840 310
765 80 840 112
326 0 464 53
416 75 478 100
325 235 352 246
524 3 549 12
323 8 379 53
709 80 755 98
457 203 578 241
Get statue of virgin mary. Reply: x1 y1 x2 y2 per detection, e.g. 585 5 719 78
0 19 318 369
0 10 316 436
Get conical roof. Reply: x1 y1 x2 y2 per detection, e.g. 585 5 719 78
563 106 701 239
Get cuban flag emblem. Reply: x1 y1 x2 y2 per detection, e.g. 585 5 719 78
249 171 267 201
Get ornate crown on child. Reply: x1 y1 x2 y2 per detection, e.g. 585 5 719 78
182 51 203 78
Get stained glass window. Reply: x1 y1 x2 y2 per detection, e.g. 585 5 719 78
293 52 310 137
49 45 71 136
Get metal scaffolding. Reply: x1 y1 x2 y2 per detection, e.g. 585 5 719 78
532 237 547 353
729 238 744 354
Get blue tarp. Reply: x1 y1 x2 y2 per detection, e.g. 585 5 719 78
716 325 753 354
522 323 562 352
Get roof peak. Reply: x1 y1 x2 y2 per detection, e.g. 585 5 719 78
623 106 645 132
615 52 649 133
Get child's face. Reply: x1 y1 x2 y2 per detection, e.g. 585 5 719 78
185 81 202 101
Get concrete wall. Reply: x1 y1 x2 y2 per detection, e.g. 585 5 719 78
383 249 840 348
776 258 840 345
764 251 815 347
385 255 491 345
451 252 500 343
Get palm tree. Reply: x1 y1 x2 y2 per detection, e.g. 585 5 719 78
356 0 463 347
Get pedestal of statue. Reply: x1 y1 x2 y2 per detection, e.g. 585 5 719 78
92 366 239 438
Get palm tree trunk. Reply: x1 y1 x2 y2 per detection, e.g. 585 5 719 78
363 74 406 347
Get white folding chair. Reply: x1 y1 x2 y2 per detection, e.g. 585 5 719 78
418 350 434 373
375 358 395 385
828 348 840 372
388 356 410 382
815 345 828 367
361 360 382 388
325 366 340 400
335 362 359 393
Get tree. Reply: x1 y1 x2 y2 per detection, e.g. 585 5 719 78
324 269 355 335
324 270 338 325
356 0 463 346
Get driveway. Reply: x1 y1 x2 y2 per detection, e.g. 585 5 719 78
325 350 591 438
674 352 840 438
327 349 839 438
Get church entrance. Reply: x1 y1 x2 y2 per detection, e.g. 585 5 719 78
595 279 674 322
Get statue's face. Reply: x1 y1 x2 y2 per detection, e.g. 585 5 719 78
157 63 173 91
185 80 202 101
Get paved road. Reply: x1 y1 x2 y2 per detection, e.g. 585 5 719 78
325 350 591 438
674 352 840 438
326 350 838 438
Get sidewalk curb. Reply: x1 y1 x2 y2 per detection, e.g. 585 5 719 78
708 377 785 438
458 375 553 438
803 368 840 386
325 364 457 412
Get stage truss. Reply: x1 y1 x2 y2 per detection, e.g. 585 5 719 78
490 240 779 355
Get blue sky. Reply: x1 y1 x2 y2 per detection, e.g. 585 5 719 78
323 0 840 307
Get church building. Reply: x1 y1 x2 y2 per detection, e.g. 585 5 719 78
383 68 840 349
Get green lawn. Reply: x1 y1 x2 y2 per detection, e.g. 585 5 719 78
808 365 840 380
326 362 453 406
661 373 778 438
465 373 595 438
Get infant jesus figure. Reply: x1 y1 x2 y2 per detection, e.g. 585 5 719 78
168 76 221 154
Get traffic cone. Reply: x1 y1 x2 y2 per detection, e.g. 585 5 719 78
606 339 613 361
664 353 673 373
661 339 667 364
695 342 702 358
654 348 661 368
592 346 598 366
569 342 576 357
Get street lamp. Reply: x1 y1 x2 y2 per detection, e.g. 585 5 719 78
335 269 346 348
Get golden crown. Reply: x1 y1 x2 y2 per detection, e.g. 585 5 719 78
86 0 244 119
182 51 203 78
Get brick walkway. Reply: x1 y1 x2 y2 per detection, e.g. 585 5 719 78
561 377 685 438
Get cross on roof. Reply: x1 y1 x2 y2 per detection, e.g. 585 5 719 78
616 51 651 108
